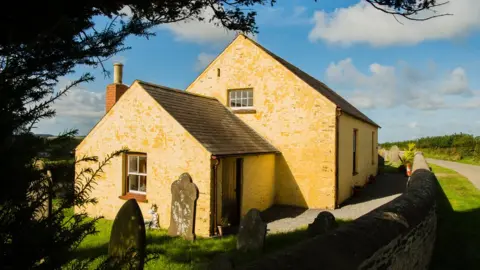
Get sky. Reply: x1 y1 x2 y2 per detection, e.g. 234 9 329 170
36 0 480 143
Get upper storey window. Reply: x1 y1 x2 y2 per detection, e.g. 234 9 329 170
228 89 253 109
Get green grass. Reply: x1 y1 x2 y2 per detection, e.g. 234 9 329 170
430 164 480 269
70 219 317 269
424 151 480 166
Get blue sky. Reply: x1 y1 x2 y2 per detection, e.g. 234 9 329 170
36 0 480 143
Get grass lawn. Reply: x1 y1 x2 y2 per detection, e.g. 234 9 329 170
70 218 326 269
430 164 480 269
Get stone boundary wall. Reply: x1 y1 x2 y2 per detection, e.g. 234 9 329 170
240 152 437 270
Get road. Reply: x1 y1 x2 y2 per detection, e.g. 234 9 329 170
426 158 480 190
266 172 407 233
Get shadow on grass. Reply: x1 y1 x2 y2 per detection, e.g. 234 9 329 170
72 226 322 269
431 173 480 270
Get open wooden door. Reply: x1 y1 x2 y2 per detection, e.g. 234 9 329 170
221 158 243 226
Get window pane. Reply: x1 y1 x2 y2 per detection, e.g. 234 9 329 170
139 176 147 192
241 98 247 107
128 156 138 173
128 174 139 191
247 97 253 107
139 156 147 173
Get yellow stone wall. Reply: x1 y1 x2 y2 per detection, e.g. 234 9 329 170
75 82 212 236
241 154 275 215
337 113 379 204
187 36 338 209
214 154 275 222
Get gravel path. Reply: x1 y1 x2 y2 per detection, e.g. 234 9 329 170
265 172 407 234
426 158 480 190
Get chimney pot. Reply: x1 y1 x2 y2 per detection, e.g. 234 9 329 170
113 63 123 84
106 63 128 113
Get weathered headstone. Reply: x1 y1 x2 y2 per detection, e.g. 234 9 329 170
236 208 267 252
208 254 235 270
108 199 146 270
307 211 338 237
383 149 390 161
168 173 199 241
32 160 53 219
389 145 400 163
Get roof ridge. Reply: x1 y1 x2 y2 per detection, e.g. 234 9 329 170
136 80 217 101
238 35 379 128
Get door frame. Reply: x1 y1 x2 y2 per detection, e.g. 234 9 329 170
234 158 243 225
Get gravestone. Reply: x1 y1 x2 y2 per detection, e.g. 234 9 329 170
209 254 235 270
307 211 338 237
108 199 146 269
168 173 199 241
33 160 53 219
389 145 400 163
236 208 267 252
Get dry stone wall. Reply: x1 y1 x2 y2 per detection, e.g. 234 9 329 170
238 153 437 270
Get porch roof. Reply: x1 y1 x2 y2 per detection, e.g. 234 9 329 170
138 80 279 156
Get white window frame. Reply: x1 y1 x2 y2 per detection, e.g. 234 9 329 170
127 155 147 195
228 89 254 109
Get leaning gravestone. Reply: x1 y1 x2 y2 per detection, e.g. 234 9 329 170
168 173 199 241
307 211 338 237
389 145 400 163
236 208 267 252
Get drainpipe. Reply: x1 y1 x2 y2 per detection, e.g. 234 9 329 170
335 107 342 208
212 156 220 235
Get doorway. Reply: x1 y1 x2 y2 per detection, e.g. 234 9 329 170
221 157 243 226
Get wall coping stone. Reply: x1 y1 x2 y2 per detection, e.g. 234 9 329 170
239 153 437 270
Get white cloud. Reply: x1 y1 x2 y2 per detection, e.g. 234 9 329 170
35 78 104 135
309 0 480 46
194 52 216 71
441 67 471 95
325 58 398 109
120 6 133 17
160 7 236 45
459 98 480 109
325 58 472 110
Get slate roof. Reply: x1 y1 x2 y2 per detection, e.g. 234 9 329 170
138 80 278 156
244 35 380 128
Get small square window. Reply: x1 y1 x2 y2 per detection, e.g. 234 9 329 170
228 89 253 108
126 154 147 194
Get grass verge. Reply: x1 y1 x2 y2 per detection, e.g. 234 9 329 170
424 152 480 166
430 164 480 269
70 218 347 269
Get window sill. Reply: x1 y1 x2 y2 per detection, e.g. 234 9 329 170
119 193 148 203
231 108 256 114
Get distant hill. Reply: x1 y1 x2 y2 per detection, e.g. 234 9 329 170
36 133 54 137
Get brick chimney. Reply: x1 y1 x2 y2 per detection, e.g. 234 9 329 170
106 63 128 113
